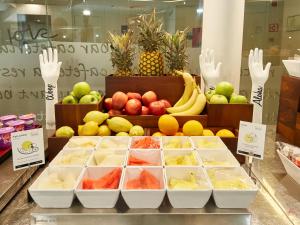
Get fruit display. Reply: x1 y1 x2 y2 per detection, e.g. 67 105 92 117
82 168 122 189
62 81 102 104
168 172 203 190
65 137 100 149
99 137 129 150
91 151 125 166
105 91 171 116
125 169 161 189
167 71 206 116
164 152 199 166
34 171 77 189
137 9 164 76
162 137 192 150
51 150 91 166
131 137 160 149
207 81 247 104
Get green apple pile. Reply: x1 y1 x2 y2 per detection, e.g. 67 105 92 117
206 81 248 104
62 81 102 104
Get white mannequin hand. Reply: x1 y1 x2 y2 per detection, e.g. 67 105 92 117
248 48 271 124
199 49 222 91
39 48 62 130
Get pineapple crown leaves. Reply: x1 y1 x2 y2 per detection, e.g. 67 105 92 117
163 28 189 71
108 30 135 71
136 9 164 52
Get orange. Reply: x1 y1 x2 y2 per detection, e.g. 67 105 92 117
182 120 203 136
175 132 184 136
152 132 166 137
158 115 179 135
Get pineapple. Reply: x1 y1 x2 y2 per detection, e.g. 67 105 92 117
137 9 164 76
164 29 188 76
108 31 134 76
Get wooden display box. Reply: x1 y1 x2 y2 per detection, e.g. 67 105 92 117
55 97 103 132
105 75 200 105
206 103 253 129
47 135 70 161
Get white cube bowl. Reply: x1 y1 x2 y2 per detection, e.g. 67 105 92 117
277 149 300 184
28 167 84 208
130 136 162 151
190 136 228 151
63 136 101 150
197 150 240 168
165 166 212 208
162 136 193 151
50 149 93 167
163 150 201 167
87 150 127 167
127 150 163 167
97 136 130 151
207 167 258 208
282 59 300 77
121 167 166 208
75 166 124 208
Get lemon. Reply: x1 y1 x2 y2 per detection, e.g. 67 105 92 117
81 121 98 136
158 115 179 135
216 129 235 138
116 132 129 136
152 132 166 136
129 125 144 136
98 125 111 136
202 129 214 136
22 141 32 150
182 120 203 136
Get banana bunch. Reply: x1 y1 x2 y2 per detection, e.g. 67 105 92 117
167 71 206 116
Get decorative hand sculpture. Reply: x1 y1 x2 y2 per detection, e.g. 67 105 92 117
248 48 271 124
199 49 222 91
39 48 62 129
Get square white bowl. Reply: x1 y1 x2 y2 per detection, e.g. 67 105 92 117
127 150 163 166
50 149 93 167
277 149 300 184
206 167 258 208
63 136 101 150
197 150 240 168
162 136 193 151
75 166 124 208
28 166 84 208
190 136 228 151
97 136 130 151
282 59 300 77
165 166 212 208
87 150 127 167
121 167 166 208
130 136 162 151
163 150 201 167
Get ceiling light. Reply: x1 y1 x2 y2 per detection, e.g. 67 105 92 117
62 35 67 39
95 34 99 38
83 9 91 16
196 8 203 14
288 36 292 39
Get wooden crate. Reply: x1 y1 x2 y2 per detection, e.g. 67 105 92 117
47 135 70 161
105 75 200 105
207 102 253 129
55 97 103 132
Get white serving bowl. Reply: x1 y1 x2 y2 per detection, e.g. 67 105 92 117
197 150 239 168
163 150 201 167
207 167 258 208
127 149 163 166
282 59 300 77
64 136 101 150
130 136 162 151
50 149 93 167
97 136 130 151
75 166 123 208
121 167 166 208
28 167 84 208
165 166 212 208
162 136 193 151
190 136 228 151
277 148 300 184
87 150 127 167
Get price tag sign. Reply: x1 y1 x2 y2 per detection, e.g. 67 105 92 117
11 128 45 171
237 121 266 160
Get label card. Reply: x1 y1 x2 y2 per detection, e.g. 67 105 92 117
11 128 45 171
237 121 266 160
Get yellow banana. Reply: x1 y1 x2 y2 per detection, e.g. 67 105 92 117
173 71 195 107
170 92 206 116
167 88 198 113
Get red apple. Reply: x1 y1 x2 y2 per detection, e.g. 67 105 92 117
112 91 128 110
108 109 122 116
160 99 171 108
149 101 166 116
141 106 150 115
125 99 142 115
104 98 112 110
127 92 142 101
142 91 157 106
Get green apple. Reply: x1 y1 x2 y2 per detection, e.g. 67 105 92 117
73 81 91 98
79 94 98 104
210 94 228 104
70 91 76 97
205 90 216 101
215 81 234 98
89 91 101 100
229 94 247 104
62 95 77 104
